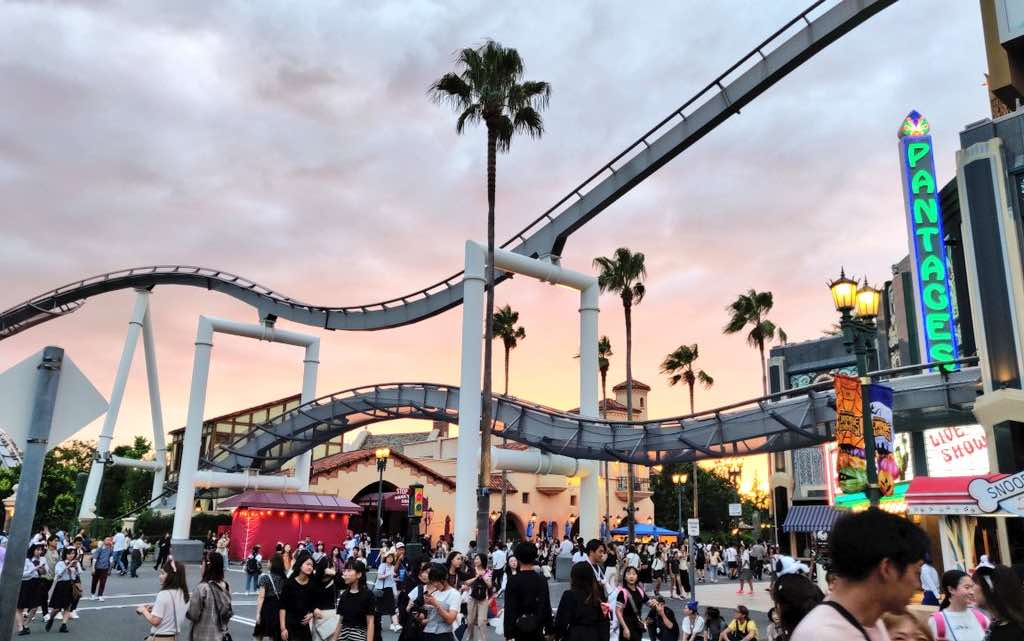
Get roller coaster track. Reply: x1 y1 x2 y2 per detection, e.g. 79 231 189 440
193 361 980 497
0 0 894 340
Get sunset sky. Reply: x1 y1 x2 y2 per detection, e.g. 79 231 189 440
0 1 988 488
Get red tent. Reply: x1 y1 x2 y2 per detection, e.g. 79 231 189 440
221 491 362 561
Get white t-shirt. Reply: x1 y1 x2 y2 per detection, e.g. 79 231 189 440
572 551 587 563
112 532 127 551
724 547 737 563
625 553 640 569
559 540 574 555
920 564 940 593
151 589 187 636
492 549 507 570
928 609 988 641
792 603 890 641
423 586 462 633
681 615 705 637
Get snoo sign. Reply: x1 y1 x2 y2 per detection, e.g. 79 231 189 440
898 111 959 371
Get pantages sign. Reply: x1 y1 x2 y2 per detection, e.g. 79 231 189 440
898 111 960 371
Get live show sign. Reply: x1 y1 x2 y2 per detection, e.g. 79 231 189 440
925 425 989 477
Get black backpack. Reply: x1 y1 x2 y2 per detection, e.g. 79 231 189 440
245 555 260 574
470 576 488 601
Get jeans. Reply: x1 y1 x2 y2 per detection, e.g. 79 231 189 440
246 573 259 593
112 550 126 573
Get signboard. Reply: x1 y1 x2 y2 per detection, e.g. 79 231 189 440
728 503 742 517
687 518 700 537
0 348 108 452
834 377 900 496
969 471 1024 517
898 111 959 372
925 425 989 477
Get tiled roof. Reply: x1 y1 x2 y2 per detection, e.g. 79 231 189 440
218 491 361 514
312 448 456 489
567 398 628 414
489 473 518 493
612 379 651 392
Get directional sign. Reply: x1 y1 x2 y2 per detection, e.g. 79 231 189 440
687 519 700 537
0 349 107 452
728 503 742 517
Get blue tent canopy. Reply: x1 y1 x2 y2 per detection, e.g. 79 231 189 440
610 524 680 538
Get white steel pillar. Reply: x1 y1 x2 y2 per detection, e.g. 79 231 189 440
294 340 320 490
578 283 601 541
141 305 168 503
454 242 487 551
171 317 215 541
79 290 150 520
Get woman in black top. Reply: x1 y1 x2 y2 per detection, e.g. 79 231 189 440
337 560 375 641
504 543 552 641
973 565 1024 641
279 552 320 641
616 566 646 641
254 553 287 641
553 562 610 641
444 551 469 590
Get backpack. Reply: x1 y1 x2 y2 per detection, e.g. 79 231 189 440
470 575 489 601
931 609 988 640
245 555 260 574
208 582 234 628
696 547 706 565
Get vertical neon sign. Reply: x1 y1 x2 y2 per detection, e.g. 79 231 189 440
898 111 959 371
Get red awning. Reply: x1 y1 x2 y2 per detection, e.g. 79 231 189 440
905 474 1007 515
220 491 362 514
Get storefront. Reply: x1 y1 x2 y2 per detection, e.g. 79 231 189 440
905 473 1023 572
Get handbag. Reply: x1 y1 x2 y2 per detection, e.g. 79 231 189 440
311 612 339 641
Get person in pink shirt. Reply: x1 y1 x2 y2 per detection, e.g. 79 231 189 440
791 509 930 641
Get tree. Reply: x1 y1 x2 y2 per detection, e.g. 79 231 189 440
492 304 526 542
594 247 646 544
723 289 778 397
492 304 527 396
0 440 95 533
651 464 740 538
598 335 613 534
97 436 154 518
430 40 550 550
660 343 713 520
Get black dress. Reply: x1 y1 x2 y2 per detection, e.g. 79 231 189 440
280 577 317 641
616 586 646 641
504 570 552 641
254 573 285 641
337 589 374 641
553 589 610 641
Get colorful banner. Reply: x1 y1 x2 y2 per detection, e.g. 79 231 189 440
834 376 897 496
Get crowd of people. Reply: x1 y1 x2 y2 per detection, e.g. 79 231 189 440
6 510 1024 641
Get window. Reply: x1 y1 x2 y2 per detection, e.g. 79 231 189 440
570 495 577 506
521 492 530 505
774 452 787 473
639 396 645 408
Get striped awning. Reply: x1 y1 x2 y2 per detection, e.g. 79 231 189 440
782 505 840 533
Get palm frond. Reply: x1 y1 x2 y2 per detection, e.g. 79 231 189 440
456 104 482 134
698 371 714 388
493 115 514 152
512 106 544 138
632 282 646 304
428 73 473 108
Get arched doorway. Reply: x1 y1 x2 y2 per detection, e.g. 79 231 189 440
351 480 399 542
492 512 526 543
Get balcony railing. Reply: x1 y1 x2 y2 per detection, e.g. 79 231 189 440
615 478 651 493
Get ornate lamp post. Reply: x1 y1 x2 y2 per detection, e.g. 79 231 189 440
375 447 390 544
672 471 698 600
828 269 882 507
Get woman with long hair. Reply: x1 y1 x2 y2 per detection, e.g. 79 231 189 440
615 566 646 641
279 551 319 641
373 551 398 632
312 555 340 641
769 573 824 640
972 565 1024 641
498 555 519 598
44 547 82 633
929 569 988 641
331 547 344 576
137 558 189 639
337 559 374 641
554 562 610 641
283 544 294 573
463 553 491 641
444 551 466 590
253 553 287 641
187 550 233 641
17 545 45 635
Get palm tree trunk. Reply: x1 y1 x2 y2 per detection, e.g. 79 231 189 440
601 369 610 537
501 342 510 543
624 299 636 545
759 340 768 397
688 381 698 520
504 344 510 397
477 125 498 551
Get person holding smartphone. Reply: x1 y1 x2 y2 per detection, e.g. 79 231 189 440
421 565 460 641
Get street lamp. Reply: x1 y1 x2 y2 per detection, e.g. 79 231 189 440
375 447 390 545
828 269 882 507
672 471 698 600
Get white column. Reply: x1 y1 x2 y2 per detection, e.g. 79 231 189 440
172 318 215 540
294 340 320 491
141 305 169 503
454 241 486 551
79 290 150 520
578 283 601 541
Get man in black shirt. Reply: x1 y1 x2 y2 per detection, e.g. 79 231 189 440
645 596 679 641
503 542 552 641
585 539 609 598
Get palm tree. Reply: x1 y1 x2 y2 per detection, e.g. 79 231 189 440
492 304 525 543
598 335 613 535
431 41 550 549
493 305 527 396
594 248 647 544
660 343 713 520
723 289 778 397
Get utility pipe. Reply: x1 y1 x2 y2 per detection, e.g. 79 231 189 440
193 469 305 490
490 447 582 477
578 282 601 541
109 455 164 471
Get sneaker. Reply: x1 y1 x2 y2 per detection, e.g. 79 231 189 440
70 613 79 620
747 590 754 595
59 624 68 634
98 597 104 602
17 628 30 636
735 589 743 594
43 615 50 623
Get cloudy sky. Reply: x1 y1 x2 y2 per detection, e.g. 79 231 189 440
0 0 988 480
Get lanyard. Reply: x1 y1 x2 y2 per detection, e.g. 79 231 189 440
822 602 872 641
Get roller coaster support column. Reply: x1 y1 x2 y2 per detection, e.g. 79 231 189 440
79 290 150 522
172 316 319 561
141 303 169 503
454 243 486 552
578 282 601 541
